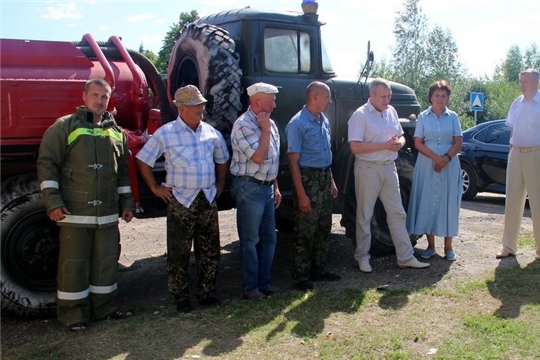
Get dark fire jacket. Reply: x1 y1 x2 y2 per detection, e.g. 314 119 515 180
38 107 135 228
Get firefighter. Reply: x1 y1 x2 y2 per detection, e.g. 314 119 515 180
37 78 135 331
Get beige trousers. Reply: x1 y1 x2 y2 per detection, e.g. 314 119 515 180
501 148 540 257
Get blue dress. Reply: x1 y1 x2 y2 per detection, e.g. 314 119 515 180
406 107 463 237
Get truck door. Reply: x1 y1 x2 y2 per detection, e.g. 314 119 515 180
257 23 324 197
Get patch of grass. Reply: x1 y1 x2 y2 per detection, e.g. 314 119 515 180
442 314 540 359
520 235 536 248
456 279 488 293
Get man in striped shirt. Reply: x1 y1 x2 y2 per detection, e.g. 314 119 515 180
230 82 283 300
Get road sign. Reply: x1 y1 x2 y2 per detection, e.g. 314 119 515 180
470 92 484 112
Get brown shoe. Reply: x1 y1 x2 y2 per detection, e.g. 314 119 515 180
495 249 516 259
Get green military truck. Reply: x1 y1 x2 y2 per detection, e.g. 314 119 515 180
166 5 421 252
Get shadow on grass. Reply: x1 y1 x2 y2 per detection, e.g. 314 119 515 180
487 257 540 318
103 230 453 358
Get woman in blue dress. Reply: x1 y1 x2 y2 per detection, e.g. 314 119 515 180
407 80 463 261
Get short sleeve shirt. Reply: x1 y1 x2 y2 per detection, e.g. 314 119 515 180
348 100 404 162
135 117 229 207
285 106 332 168
506 89 540 147
229 107 280 181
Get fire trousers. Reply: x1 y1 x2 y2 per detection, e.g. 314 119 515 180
56 226 119 326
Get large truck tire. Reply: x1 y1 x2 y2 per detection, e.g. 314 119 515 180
341 154 419 255
1 175 58 318
168 23 243 143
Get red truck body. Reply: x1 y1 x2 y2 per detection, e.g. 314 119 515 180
1 34 166 317
1 35 153 152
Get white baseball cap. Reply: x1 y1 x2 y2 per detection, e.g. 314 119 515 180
246 82 279 97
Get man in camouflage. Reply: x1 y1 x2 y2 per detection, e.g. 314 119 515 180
136 85 229 313
286 81 341 292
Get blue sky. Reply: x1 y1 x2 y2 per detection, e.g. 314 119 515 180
1 0 538 78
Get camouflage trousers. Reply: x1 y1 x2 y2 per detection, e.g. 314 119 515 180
292 168 333 283
166 192 220 302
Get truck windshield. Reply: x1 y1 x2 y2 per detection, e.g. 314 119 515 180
263 27 335 75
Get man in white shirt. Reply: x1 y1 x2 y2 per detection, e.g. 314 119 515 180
496 68 540 260
348 78 429 273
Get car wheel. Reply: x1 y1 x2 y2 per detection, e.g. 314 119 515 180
460 162 478 200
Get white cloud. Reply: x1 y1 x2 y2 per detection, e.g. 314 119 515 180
126 14 154 23
40 2 81 20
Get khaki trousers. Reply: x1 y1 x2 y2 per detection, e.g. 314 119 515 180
502 148 540 257
354 160 414 263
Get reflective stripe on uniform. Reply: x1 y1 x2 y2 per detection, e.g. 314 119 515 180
67 127 124 146
89 283 118 294
57 288 89 300
58 214 119 225
117 186 131 194
40 180 59 190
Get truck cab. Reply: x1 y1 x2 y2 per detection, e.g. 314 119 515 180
176 7 420 217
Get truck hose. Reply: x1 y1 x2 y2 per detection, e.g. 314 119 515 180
73 41 175 123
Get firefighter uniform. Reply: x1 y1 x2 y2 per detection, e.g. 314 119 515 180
38 106 135 326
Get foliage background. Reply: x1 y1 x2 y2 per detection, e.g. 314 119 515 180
139 0 539 131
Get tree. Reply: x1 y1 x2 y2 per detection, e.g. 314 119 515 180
155 10 199 73
494 45 523 82
424 26 463 84
391 0 428 90
484 81 520 121
371 56 395 79
391 0 464 109
138 43 158 65
523 43 540 70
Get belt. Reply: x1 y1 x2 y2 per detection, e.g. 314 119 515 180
513 145 540 153
360 159 394 165
300 166 331 173
234 175 274 186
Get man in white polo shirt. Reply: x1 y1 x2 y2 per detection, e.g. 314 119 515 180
348 78 429 273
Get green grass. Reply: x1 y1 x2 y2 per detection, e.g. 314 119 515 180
520 235 536 249
2 260 539 360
